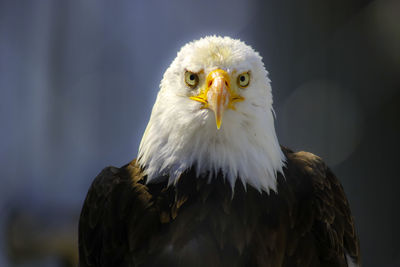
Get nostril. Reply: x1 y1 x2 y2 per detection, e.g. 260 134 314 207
225 81 228 86
208 81 212 87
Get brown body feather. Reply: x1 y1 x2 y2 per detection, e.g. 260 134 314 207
78 147 360 267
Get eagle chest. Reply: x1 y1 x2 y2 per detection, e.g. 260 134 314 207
144 177 288 267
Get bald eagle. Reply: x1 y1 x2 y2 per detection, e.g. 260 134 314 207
78 36 360 267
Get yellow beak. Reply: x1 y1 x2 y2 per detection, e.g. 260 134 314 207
190 69 244 129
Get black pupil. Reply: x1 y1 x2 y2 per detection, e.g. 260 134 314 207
240 75 246 82
190 74 195 81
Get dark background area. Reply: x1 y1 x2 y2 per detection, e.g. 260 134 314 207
1 0 399 266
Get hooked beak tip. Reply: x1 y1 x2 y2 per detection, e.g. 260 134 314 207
216 119 222 130
206 70 230 130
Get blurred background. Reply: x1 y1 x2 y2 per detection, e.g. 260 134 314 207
1 0 399 266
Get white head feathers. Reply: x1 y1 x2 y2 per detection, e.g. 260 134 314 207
138 36 285 193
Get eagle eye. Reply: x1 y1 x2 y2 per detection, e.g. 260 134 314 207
185 71 199 88
237 72 250 88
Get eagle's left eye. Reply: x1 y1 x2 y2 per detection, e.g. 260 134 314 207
237 72 250 88
185 71 199 88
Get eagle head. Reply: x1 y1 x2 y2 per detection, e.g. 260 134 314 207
138 36 285 193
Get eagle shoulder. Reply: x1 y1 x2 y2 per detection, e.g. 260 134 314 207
282 148 361 266
78 160 158 267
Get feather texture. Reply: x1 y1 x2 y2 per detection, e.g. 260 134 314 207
79 147 360 267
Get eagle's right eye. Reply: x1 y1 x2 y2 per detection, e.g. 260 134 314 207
185 71 199 88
